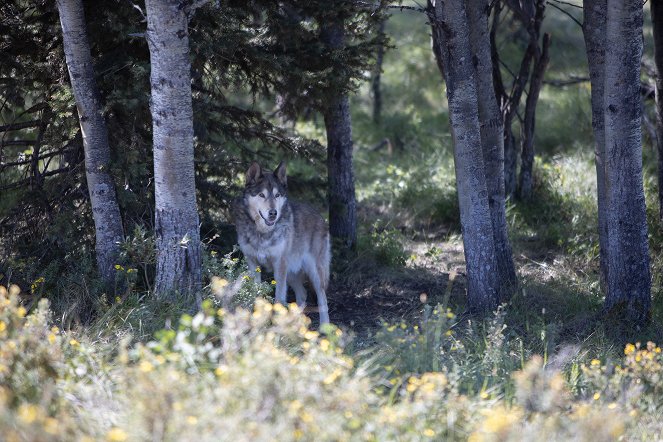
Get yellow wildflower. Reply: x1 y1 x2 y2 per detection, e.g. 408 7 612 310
16 306 26 318
106 427 128 442
139 361 154 373
0 321 6 332
593 392 600 401
424 428 435 437
624 343 636 355
44 417 58 434
590 359 601 367
48 333 56 344
186 416 198 425
69 339 80 347
17 404 38 424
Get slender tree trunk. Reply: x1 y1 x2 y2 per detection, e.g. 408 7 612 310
651 0 663 221
518 33 551 200
583 0 609 290
57 0 124 286
602 0 651 321
372 18 386 124
145 0 202 301
467 0 517 299
321 19 357 252
429 0 501 314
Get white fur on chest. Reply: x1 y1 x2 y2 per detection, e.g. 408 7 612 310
239 236 287 271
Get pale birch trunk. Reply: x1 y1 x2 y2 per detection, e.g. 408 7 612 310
467 0 517 299
583 0 609 291
321 19 358 251
145 0 202 301
602 0 651 321
57 0 124 286
651 0 663 221
429 0 501 314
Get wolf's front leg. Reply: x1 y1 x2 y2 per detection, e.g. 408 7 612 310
274 257 288 305
247 257 261 283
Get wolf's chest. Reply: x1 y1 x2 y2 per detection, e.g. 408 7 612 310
238 233 288 269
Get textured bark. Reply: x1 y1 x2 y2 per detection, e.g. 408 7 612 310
372 19 386 124
145 0 202 301
430 0 501 314
652 0 663 221
57 0 124 286
321 19 357 251
602 0 651 322
518 33 551 200
467 0 517 299
583 0 609 290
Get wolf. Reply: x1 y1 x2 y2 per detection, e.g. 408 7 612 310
232 161 330 324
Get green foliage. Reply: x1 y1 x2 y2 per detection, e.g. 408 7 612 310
359 226 408 267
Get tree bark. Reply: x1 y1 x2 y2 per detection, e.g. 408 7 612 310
583 0 609 291
602 0 651 321
518 33 551 200
321 19 358 252
57 0 124 286
467 0 517 299
429 0 501 314
651 0 663 222
145 0 202 301
586 0 651 323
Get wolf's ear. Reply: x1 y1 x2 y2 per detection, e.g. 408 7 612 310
274 161 287 186
246 162 262 186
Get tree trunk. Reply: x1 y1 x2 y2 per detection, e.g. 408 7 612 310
321 19 357 252
372 18 386 124
651 0 663 222
57 0 124 286
145 0 202 301
467 0 517 299
598 0 651 322
583 0 609 291
518 33 551 200
429 0 501 314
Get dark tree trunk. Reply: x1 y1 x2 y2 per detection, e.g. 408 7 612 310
585 0 651 324
321 19 357 252
518 33 551 200
491 0 546 198
145 0 202 302
57 0 124 287
583 0 609 290
372 18 386 124
651 0 663 221
603 0 651 322
429 0 501 314
467 0 518 299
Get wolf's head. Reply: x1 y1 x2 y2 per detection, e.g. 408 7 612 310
243 161 288 231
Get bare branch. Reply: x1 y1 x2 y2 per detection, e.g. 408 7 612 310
546 1 583 28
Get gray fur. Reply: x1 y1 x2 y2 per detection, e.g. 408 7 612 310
233 162 331 323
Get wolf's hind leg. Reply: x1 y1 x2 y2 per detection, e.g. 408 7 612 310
305 263 329 324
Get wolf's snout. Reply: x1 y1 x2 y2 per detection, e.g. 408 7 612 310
268 209 277 219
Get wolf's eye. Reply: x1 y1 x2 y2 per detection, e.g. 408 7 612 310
275 193 281 198
259 193 265 198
